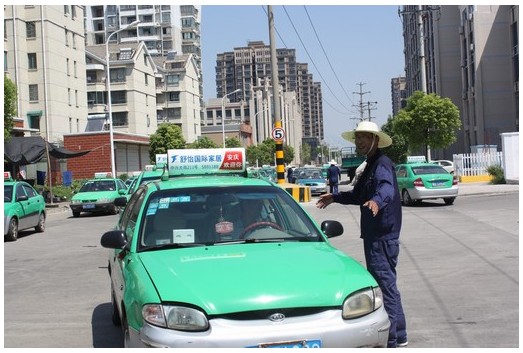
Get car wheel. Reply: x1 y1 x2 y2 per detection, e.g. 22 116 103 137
35 212 46 232
111 285 122 326
444 197 455 205
5 218 18 242
72 211 81 218
402 190 413 206
110 204 118 215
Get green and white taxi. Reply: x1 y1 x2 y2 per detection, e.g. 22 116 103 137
69 173 127 217
101 149 390 348
4 172 46 241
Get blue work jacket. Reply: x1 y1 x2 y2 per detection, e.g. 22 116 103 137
333 150 402 241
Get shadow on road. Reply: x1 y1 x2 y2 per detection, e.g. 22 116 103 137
92 303 123 348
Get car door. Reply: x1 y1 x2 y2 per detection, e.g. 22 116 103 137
21 183 43 227
111 188 146 310
14 183 31 230
395 165 409 190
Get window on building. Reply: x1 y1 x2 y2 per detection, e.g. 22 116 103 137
87 91 106 105
72 33 76 49
169 92 180 102
66 58 70 75
68 88 71 105
29 84 38 101
111 91 127 104
64 5 69 16
110 68 126 83
166 74 179 86
112 112 128 127
65 29 69 46
69 117 72 133
145 73 148 85
86 70 97 83
75 90 79 107
74 61 77 78
71 5 76 19
29 114 41 130
28 53 37 69
26 22 36 38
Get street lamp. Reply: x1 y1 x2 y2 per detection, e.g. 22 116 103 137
106 20 140 177
221 88 241 147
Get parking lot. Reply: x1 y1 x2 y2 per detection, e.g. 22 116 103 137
3 184 519 348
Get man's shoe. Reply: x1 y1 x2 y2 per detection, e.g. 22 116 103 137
397 340 408 347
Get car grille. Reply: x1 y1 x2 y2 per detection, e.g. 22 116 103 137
211 306 335 320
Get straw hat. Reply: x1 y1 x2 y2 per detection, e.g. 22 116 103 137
341 121 392 148
329 160 337 165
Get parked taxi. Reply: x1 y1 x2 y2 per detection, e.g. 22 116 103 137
69 172 127 217
4 172 46 241
100 148 390 348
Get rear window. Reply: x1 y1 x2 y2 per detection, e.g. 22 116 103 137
412 165 447 175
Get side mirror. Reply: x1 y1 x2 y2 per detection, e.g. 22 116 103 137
321 220 344 238
16 195 29 202
100 230 128 249
118 189 127 195
114 196 127 207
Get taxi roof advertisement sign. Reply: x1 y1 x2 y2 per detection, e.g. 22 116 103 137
167 148 246 176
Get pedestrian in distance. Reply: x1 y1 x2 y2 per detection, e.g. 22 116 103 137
316 121 407 348
287 166 294 183
326 160 341 194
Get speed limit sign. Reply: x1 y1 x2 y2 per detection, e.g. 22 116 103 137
271 127 285 142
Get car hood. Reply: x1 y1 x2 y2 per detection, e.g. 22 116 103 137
71 191 116 200
137 242 375 314
297 178 326 184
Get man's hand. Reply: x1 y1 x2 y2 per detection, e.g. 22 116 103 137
316 193 334 209
363 200 379 217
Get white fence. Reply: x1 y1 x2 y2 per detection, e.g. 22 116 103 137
453 152 503 177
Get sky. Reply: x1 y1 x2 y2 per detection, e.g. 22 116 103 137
200 5 405 149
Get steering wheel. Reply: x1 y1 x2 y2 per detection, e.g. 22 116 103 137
239 221 282 239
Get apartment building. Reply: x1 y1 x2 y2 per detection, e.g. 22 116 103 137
391 76 407 117
400 5 518 158
4 5 87 143
214 41 323 157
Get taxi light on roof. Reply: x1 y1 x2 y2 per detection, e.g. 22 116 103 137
4 171 13 181
94 172 112 178
167 148 246 176
144 165 155 171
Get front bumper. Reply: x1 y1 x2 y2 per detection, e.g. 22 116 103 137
129 307 390 348
70 202 114 213
408 185 459 200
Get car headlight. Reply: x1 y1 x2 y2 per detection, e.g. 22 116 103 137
71 199 82 204
96 198 112 203
143 304 209 331
342 287 383 319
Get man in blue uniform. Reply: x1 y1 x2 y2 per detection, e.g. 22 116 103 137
326 161 341 194
316 121 407 348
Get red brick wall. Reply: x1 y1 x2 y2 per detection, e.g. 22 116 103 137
64 132 150 180
64 133 112 179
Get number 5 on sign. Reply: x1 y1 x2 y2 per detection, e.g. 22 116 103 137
271 127 285 142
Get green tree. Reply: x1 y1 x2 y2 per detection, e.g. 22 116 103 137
4 75 17 141
301 143 311 165
187 136 218 149
148 123 186 162
283 144 294 165
225 137 241 148
381 116 409 164
393 91 461 159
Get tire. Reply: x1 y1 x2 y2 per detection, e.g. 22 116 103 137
72 211 81 218
111 286 122 326
35 212 46 232
5 217 18 242
110 204 118 215
444 197 455 205
402 190 413 206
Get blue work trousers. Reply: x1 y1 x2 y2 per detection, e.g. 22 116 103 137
363 238 407 348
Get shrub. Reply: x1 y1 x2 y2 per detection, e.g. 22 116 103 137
486 165 506 184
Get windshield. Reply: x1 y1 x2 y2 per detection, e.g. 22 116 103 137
412 165 447 175
138 186 323 250
79 180 116 192
4 185 13 202
296 168 323 180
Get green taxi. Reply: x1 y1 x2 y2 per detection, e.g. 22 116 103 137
69 173 127 217
100 149 390 348
4 172 46 241
123 164 165 200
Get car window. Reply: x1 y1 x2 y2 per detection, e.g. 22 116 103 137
396 166 407 178
412 165 447 175
4 185 13 202
120 188 146 242
137 186 323 250
15 184 26 199
22 184 37 198
116 179 126 190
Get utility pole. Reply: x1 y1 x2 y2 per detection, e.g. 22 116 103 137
268 5 285 184
352 82 370 122
365 101 378 122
